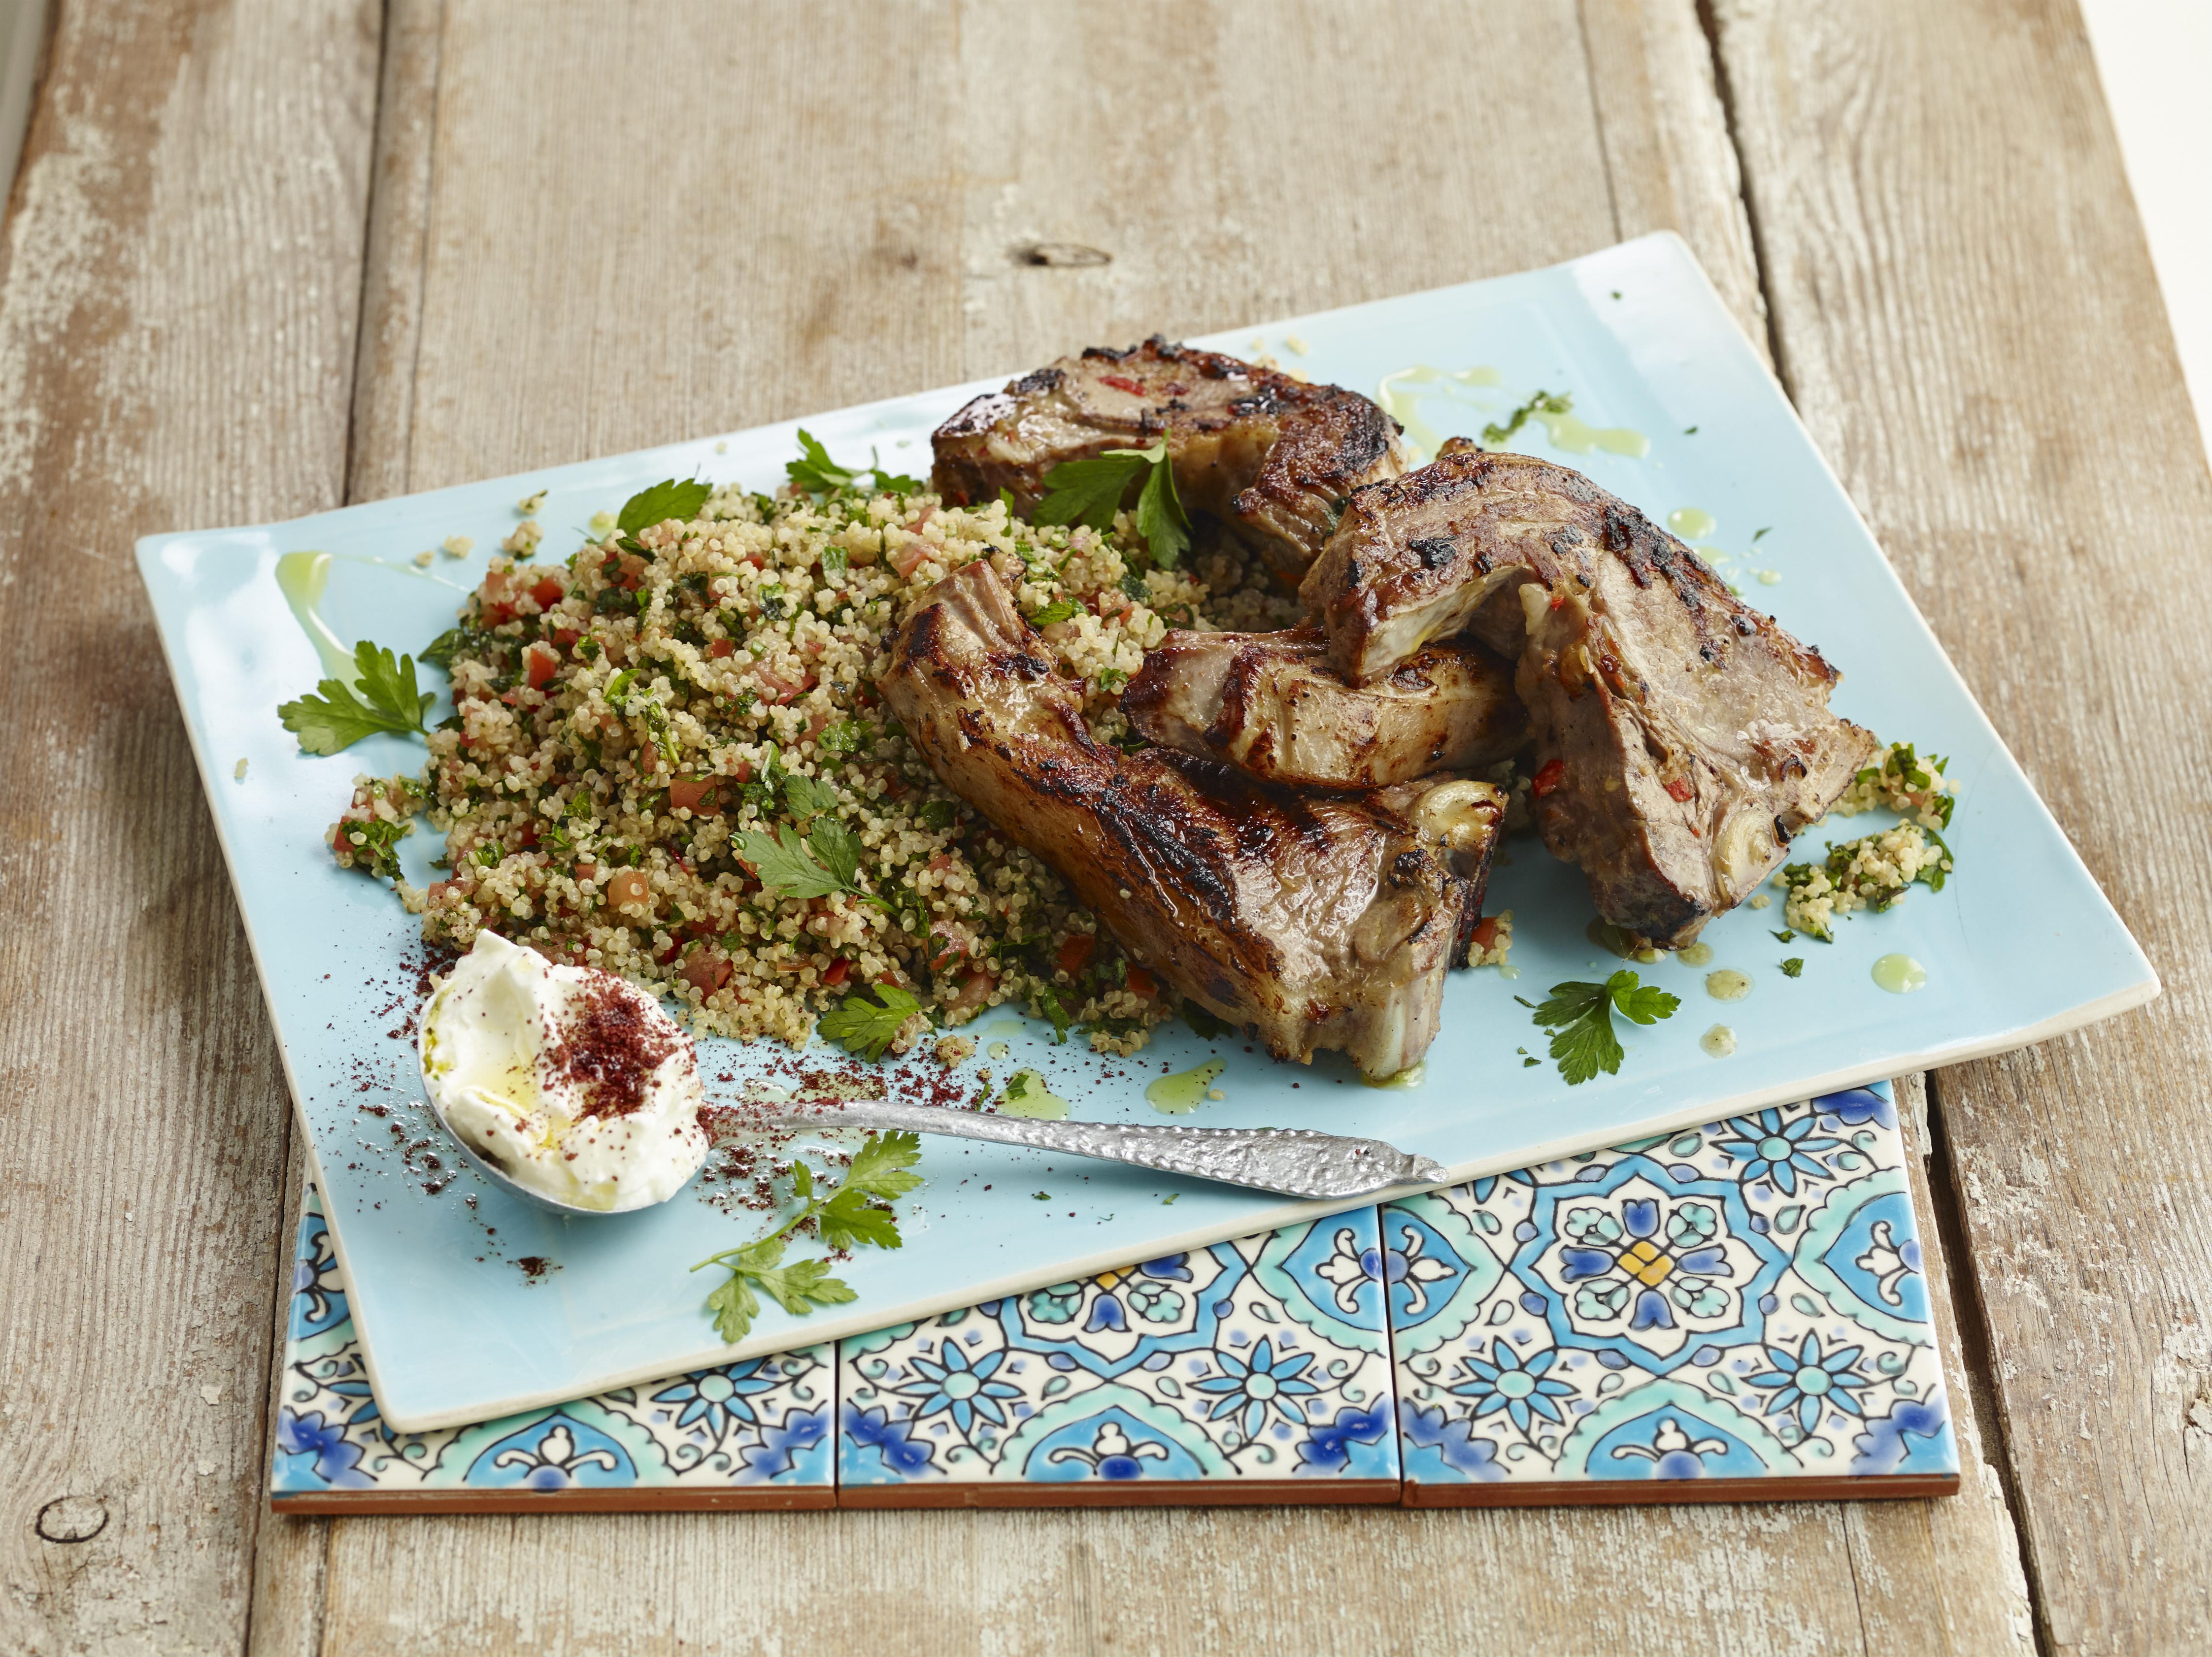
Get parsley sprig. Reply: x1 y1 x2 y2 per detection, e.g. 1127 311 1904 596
735 816 886 909
618 478 714 536
1522 969 1680 1085
817 982 924 1061
279 639 436 755
787 428 922 498
1031 438 1191 568
693 1131 923 1342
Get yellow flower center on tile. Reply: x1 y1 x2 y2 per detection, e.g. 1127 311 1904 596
1619 1238 1675 1286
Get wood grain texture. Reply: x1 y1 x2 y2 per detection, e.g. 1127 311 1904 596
1709 0 2212 1650
0 2 378 1654
248 3 2028 1652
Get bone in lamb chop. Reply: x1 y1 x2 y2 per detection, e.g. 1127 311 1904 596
883 559 1505 1078
1299 442 1878 946
1120 624 1526 790
930 337 1404 576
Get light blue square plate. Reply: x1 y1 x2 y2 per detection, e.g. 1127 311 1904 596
141 233 2154 1432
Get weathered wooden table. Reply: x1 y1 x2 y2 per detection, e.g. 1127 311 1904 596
4 1 2207 1651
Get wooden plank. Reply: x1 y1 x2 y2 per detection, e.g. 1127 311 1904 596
0 2 378 1653
1708 0 2212 1650
256 2 2032 1650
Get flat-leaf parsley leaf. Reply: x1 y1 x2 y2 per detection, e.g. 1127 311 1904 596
817 982 923 1061
787 428 922 498
691 1130 921 1341
1031 439 1191 567
736 820 879 906
279 639 436 755
617 477 713 536
1529 969 1680 1085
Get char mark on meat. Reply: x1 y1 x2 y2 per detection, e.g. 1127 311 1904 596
1121 624 1526 790
1299 442 1877 945
883 560 1502 1077
930 337 1404 575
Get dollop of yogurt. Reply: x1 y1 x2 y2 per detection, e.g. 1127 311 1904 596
418 931 709 1212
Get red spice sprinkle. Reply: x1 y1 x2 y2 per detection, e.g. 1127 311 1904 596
542 973 681 1119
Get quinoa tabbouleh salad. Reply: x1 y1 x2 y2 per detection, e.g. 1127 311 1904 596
328 453 1314 1061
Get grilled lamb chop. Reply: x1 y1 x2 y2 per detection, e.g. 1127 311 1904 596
1300 444 1877 945
1120 624 1526 790
931 338 1404 576
883 559 1503 1076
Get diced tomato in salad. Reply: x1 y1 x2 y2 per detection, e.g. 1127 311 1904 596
1055 933 1095 976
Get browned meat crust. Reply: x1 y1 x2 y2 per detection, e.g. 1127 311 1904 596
1121 624 1526 790
931 338 1404 575
1300 444 1877 944
882 560 1502 1076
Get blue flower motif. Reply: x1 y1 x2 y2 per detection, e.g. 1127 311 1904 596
1043 1420 1169 1479
1714 1108 1844 1195
651 1360 780 1445
1024 1284 1082 1325
1398 1399 1506 1479
1124 1278 1184 1322
1192 1337 1319 1436
1297 1403 1392 1472
276 1407 364 1486
842 1403 934 1475
892 1339 1021 1434
1818 1087 1894 1129
1746 1331 1876 1433
1448 1339 1575 1436
1083 1294 1129 1333
1138 1254 1193 1282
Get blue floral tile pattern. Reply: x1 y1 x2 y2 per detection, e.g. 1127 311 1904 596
836 1212 1401 1493
270 1188 834 1502
1387 1084 1958 1494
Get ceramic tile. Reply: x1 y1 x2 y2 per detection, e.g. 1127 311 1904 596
270 1189 835 1511
1385 1084 1960 1504
834 1211 1401 1505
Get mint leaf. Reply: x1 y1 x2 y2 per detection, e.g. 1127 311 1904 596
617 477 712 536
817 982 922 1061
279 640 435 755
1030 599 1082 627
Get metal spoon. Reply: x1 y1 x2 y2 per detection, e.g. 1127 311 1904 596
765 1096 1449 1200
431 1094 1446 1217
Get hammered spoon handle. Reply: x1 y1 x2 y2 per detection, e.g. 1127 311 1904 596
764 1097 1448 1199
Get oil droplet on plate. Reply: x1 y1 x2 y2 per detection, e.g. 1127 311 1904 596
1145 1058 1225 1115
1701 1024 1737 1057
999 1069 1070 1119
273 551 356 681
1705 969 1753 1001
1872 954 1927 994
986 1041 1009 1061
1361 1060 1426 1091
1667 507 1717 540
1676 941 1714 967
1532 407 1650 458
